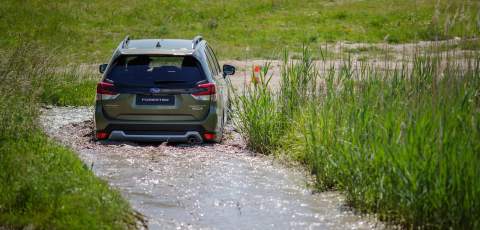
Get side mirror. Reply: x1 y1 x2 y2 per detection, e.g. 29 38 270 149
223 64 235 77
99 63 108 74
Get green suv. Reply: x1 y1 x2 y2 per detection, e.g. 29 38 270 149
95 36 235 143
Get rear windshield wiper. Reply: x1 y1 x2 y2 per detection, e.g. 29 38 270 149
195 80 207 85
154 80 187 85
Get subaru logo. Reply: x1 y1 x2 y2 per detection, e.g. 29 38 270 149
150 88 161 94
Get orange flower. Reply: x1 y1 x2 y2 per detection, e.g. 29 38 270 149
254 65 261 73
252 65 260 84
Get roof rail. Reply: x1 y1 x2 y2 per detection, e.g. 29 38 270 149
121 35 130 49
192 35 203 49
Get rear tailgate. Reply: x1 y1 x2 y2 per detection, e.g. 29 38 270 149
101 87 210 121
98 55 212 121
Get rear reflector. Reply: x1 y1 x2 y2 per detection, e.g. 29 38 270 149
203 132 216 141
96 131 109 140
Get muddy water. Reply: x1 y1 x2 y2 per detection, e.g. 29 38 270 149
40 107 382 230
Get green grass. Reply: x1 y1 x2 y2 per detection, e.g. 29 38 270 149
344 46 388 54
40 70 97 106
230 62 287 154
1 0 478 62
231 47 319 155
0 135 137 229
231 46 480 228
436 38 480 52
0 45 138 229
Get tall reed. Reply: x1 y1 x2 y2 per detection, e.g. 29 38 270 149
230 47 318 154
231 43 480 228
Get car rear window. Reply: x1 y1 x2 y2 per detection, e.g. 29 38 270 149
106 55 205 88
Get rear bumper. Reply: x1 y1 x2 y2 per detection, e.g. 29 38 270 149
109 130 202 143
94 102 221 142
104 123 206 134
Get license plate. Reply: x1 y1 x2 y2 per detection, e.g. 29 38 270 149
136 95 175 105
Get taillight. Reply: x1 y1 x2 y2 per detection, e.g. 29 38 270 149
192 83 216 101
192 83 216 96
97 82 116 95
96 82 119 100
96 131 109 140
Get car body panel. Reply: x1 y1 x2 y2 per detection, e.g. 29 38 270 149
101 93 211 121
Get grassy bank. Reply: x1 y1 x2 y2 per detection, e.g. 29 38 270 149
1 0 479 62
40 68 97 106
231 45 480 228
0 46 137 229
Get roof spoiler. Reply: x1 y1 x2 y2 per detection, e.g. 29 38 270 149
192 35 203 49
121 35 130 49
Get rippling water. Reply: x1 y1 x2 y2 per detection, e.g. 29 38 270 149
40 107 382 230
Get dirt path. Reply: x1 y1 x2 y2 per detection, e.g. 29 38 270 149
40 107 382 230
225 39 477 89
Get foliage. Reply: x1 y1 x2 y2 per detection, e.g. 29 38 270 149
231 44 480 228
0 46 137 229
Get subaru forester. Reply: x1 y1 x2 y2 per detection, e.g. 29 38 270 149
95 36 235 143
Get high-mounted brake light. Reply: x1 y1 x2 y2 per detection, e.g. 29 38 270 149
96 82 119 100
191 83 216 101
